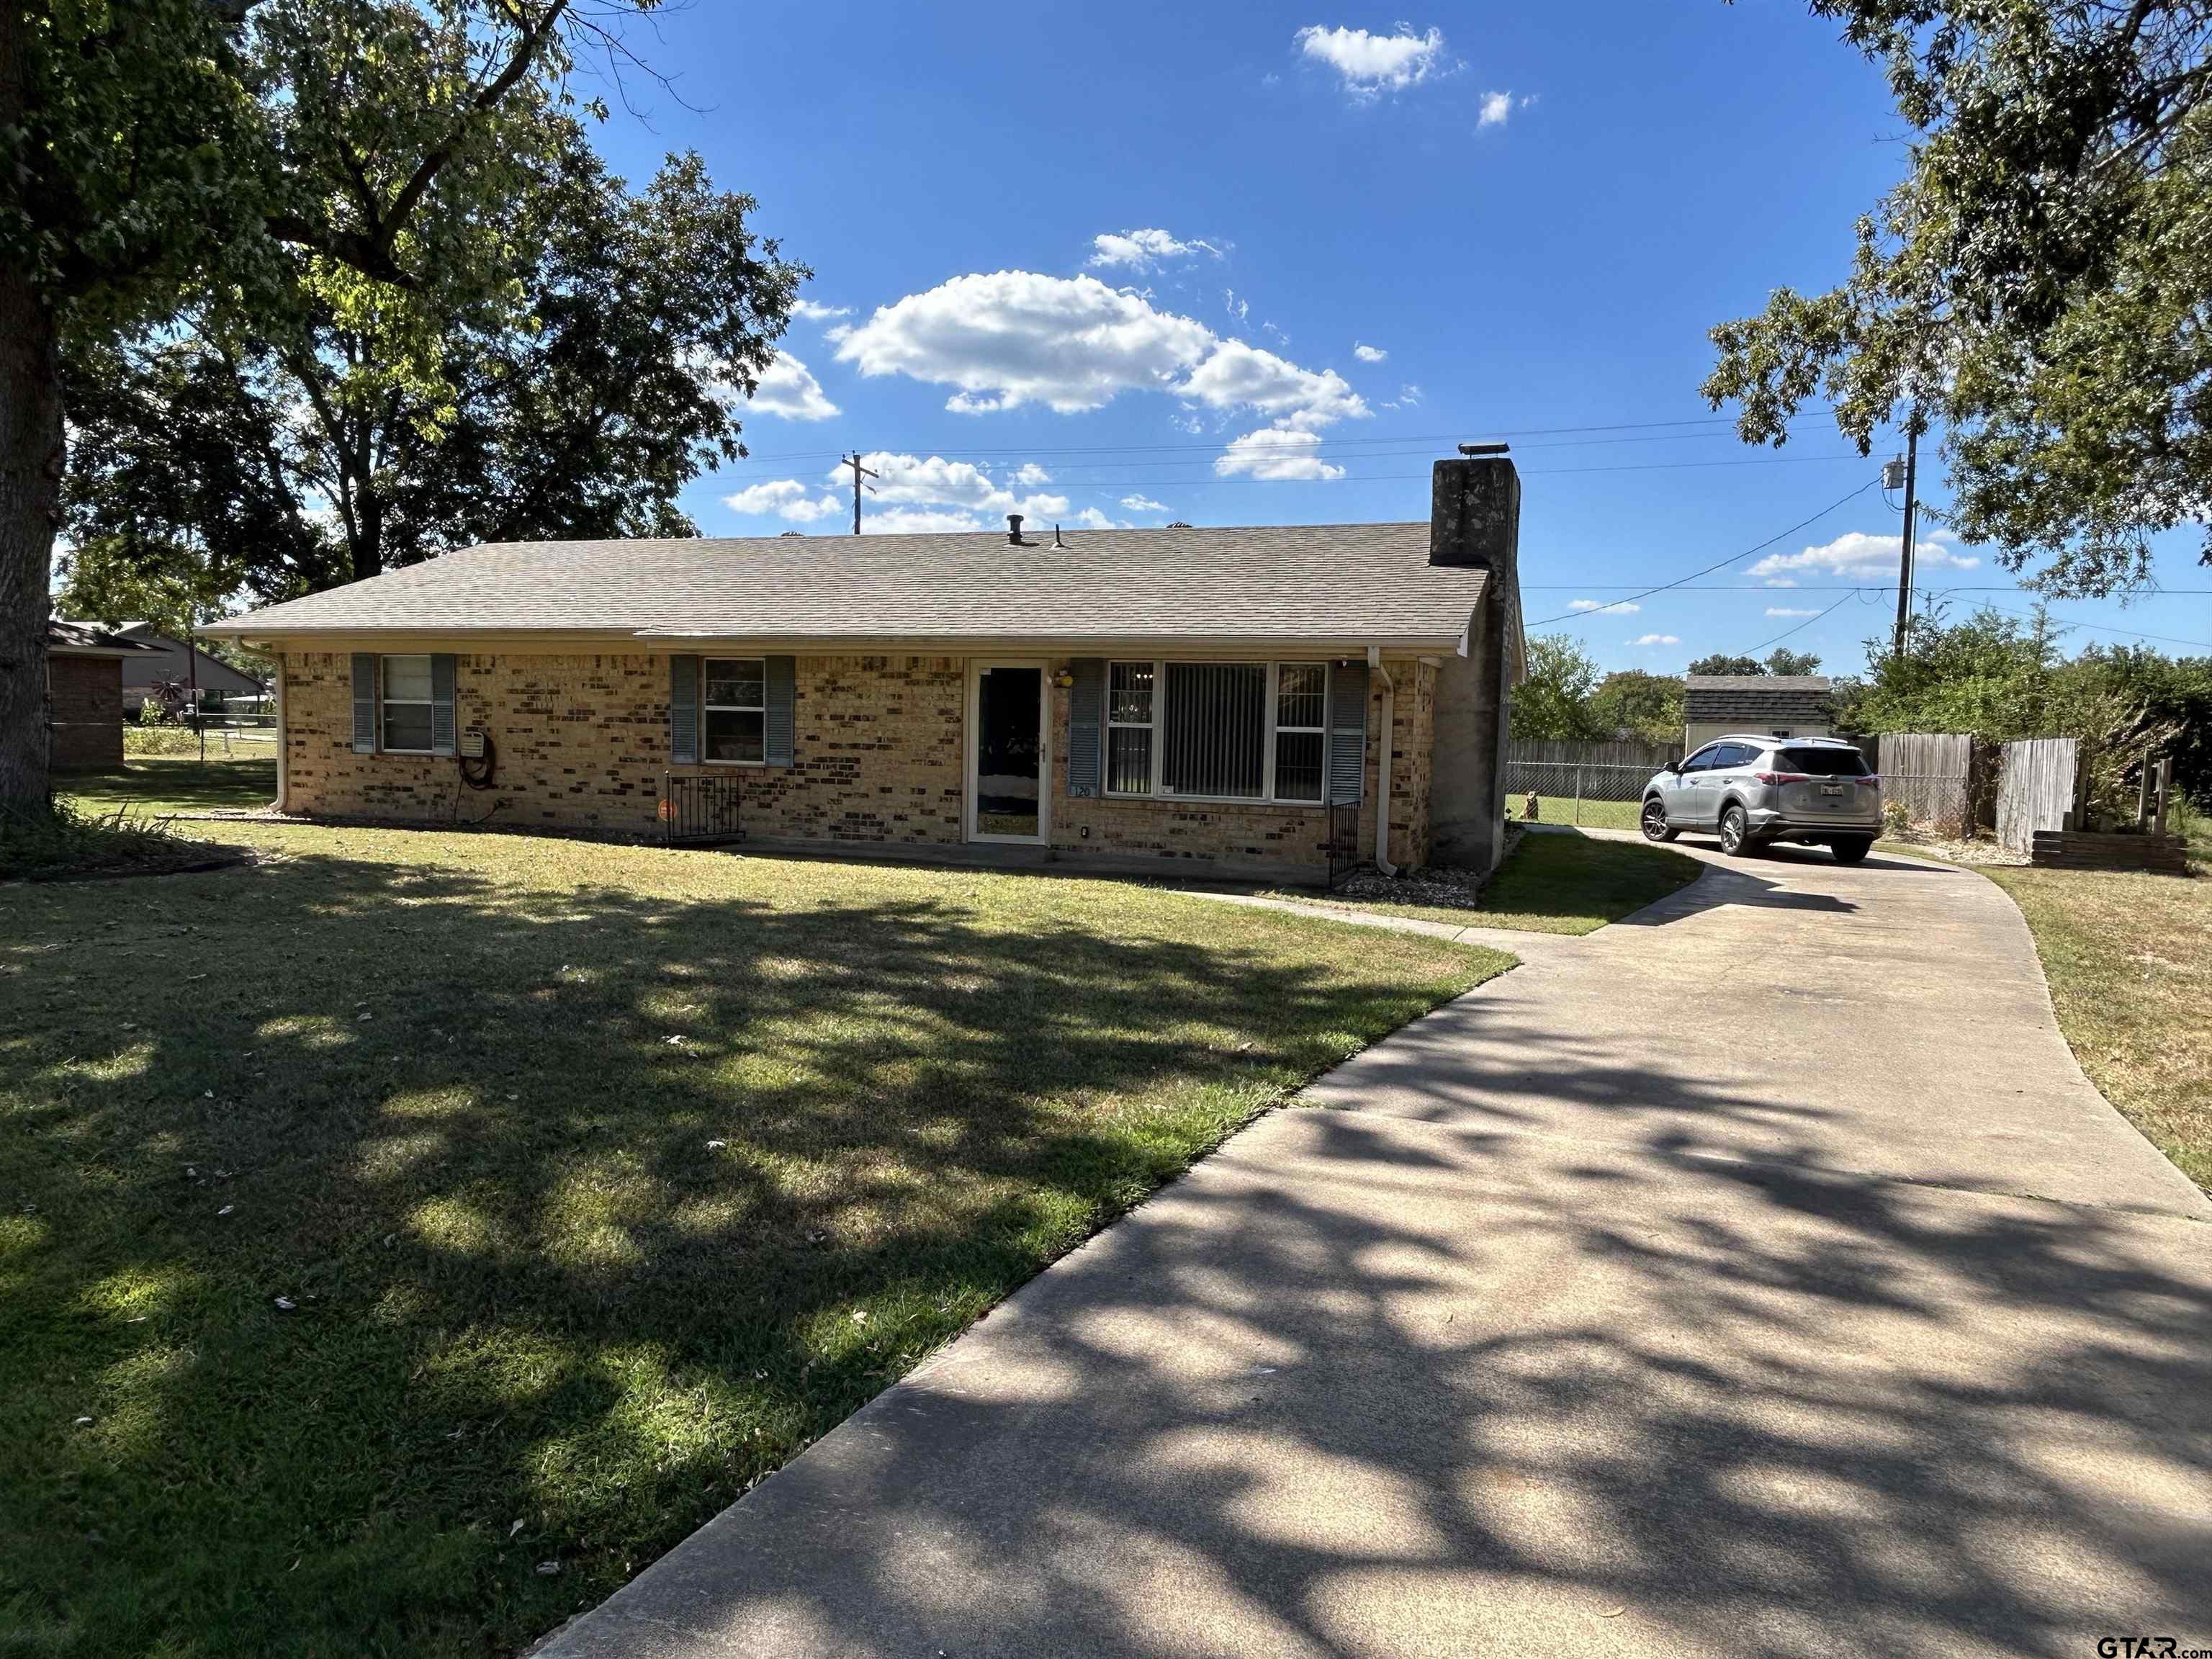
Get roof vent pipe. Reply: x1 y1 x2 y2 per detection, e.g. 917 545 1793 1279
1007 514 1024 544
1053 524 1066 549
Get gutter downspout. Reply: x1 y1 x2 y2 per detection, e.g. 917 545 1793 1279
273 655 289 813
1367 646 1398 876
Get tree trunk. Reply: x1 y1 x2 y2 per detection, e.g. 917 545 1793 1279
0 7 63 812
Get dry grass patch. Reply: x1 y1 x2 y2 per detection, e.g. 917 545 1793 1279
1984 863 2211 1192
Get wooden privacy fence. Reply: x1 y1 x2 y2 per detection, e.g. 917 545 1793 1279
1997 737 2078 853
1504 737 1678 772
1879 732 1975 832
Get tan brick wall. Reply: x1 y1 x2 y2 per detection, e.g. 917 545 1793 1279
48 655 122 771
278 649 1440 877
281 651 966 841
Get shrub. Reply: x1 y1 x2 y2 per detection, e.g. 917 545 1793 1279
0 801 211 882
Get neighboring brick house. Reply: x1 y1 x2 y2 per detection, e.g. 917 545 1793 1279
1683 675 1835 753
114 624 267 712
46 621 159 771
205 454 1528 881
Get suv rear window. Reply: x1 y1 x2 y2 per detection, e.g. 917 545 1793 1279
1780 746 1870 777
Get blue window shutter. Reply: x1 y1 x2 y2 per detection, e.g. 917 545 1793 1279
669 655 701 765
1066 658 1104 799
351 655 377 754
1326 660 1368 804
765 655 796 767
430 655 457 756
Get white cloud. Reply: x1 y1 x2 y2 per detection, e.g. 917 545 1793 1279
1073 507 1119 530
837 451 1069 521
835 271 1216 415
1382 382 1425 410
1631 633 1681 647
1764 606 1821 618
1011 462 1053 487
1478 89 1512 127
747 352 840 422
1223 288 1249 323
1214 427 1345 481
791 298 852 322
834 271 1370 487
1353 343 1388 363
1749 530 1978 580
860 506 997 536
1087 228 1221 270
1763 577 1798 588
1569 599 1640 614
1295 24 1449 94
1120 494 1169 513
723 479 843 523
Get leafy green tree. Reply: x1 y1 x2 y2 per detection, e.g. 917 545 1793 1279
1763 647 1823 676
1588 670 1686 742
3 0 741 811
1704 0 2212 598
1686 653 1767 677
1509 634 1606 741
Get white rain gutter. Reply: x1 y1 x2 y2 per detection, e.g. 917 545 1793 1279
1367 646 1398 876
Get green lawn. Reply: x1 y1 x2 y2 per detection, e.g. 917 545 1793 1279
1280 828 1704 935
1509 796 1642 832
58 756 277 817
0 822 1506 1658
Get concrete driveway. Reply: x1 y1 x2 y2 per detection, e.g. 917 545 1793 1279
538 841 2212 1659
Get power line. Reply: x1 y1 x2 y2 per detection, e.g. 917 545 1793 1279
1740 589 1866 655
1923 590 2212 651
1524 477 1879 627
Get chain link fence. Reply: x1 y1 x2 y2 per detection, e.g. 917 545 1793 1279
1505 760 1656 831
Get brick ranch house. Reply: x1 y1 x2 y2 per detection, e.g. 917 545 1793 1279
46 620 160 771
206 453 1527 882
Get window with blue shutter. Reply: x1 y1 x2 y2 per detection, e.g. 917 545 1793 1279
430 655 457 757
1326 660 1368 804
669 655 701 765
1066 658 1104 798
351 655 377 754
765 656 796 767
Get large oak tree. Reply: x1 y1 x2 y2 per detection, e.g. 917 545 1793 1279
1704 1 2212 601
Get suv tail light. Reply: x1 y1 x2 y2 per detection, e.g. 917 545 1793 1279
1754 770 1812 785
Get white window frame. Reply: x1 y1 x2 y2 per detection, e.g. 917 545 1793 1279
1105 660 1156 798
701 656 768 768
1271 662 1328 805
379 654 434 755
1102 658 1333 806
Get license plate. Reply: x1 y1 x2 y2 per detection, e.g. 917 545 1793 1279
1821 784 1843 796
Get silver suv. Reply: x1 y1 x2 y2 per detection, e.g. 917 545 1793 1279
1640 734 1880 863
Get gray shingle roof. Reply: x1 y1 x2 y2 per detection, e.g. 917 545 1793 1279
1683 675 1834 721
48 619 160 655
202 523 1489 649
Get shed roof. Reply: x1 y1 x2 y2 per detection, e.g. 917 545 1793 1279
201 523 1491 652
48 619 160 657
1683 675 1833 693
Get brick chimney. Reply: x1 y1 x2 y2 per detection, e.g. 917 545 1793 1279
1430 446 1519 569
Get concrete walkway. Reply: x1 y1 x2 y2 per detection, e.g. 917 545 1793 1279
538 842 2212 1659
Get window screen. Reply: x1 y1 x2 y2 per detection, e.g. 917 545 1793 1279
703 657 767 764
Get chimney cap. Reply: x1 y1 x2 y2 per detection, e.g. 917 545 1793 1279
1006 513 1024 544
1457 441 1511 457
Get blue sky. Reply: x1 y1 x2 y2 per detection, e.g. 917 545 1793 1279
584 1 2212 678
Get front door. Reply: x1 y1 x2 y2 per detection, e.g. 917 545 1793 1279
967 662 1048 843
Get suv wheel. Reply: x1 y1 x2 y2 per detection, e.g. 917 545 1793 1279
1640 796 1677 842
1829 835 1873 866
1719 804 1758 857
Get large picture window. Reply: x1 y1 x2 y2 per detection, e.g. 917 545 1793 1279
703 657 767 764
380 655 434 754
1105 660 1334 804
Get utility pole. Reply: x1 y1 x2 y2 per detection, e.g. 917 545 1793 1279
1890 425 1919 660
841 451 878 536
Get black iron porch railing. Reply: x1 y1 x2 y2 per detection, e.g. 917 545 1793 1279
1325 799 1362 890
662 772 744 847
